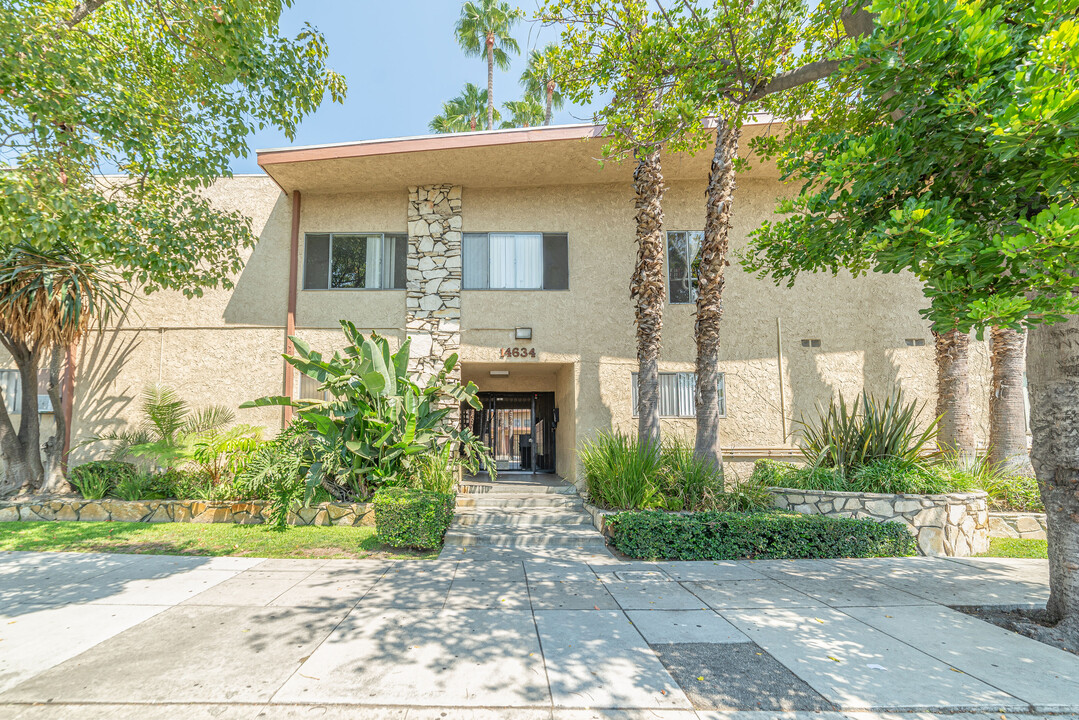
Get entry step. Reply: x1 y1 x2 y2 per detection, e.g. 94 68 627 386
459 479 577 495
455 495 585 509
443 526 609 549
453 508 592 527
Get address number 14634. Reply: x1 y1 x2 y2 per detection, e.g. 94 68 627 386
499 347 536 358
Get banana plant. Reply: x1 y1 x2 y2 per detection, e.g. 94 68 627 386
241 321 489 500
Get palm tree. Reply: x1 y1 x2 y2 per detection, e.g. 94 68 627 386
989 326 1032 473
520 45 564 125
934 327 975 456
454 0 523 131
429 83 499 133
500 97 545 128
631 148 666 447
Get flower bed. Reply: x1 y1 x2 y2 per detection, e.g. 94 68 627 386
0 498 373 527
769 487 989 556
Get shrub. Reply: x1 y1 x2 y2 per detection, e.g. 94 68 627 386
714 476 775 512
373 486 455 549
749 459 797 486
579 432 664 509
659 439 725 511
236 433 306 529
607 510 917 560
111 472 159 501
797 390 939 474
69 461 137 499
850 458 970 494
940 453 1043 512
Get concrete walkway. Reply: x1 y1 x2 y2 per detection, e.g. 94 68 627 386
0 550 1076 719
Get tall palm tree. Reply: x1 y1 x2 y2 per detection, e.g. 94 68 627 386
934 327 975 456
989 326 1032 473
429 83 497 133
631 148 666 447
454 0 523 131
520 45 564 125
500 97 545 128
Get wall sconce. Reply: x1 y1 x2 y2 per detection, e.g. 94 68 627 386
515 327 532 340
490 370 510 376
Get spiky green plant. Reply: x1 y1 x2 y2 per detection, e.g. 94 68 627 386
796 390 940 475
579 431 664 510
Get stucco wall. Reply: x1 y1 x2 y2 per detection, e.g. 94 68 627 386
35 166 997 480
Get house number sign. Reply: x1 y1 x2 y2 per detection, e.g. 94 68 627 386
500 347 537 358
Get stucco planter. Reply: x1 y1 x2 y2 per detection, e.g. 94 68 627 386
989 512 1048 540
769 487 989 557
0 498 374 527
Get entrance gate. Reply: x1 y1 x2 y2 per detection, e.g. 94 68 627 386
462 392 557 473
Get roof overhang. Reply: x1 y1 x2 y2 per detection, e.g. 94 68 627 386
256 117 787 195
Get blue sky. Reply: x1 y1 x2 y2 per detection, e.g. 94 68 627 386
236 1 600 172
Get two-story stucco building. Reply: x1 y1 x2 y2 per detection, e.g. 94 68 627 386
30 120 991 482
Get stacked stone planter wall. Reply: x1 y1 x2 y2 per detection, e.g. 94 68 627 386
989 512 1048 540
0 499 374 527
769 487 989 557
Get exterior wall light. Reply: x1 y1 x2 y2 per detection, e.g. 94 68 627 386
490 370 510 376
515 327 532 340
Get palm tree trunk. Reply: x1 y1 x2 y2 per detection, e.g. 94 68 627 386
486 33 495 131
989 326 1032 474
934 328 975 455
1027 315 1079 642
694 117 740 472
545 81 554 125
631 149 665 447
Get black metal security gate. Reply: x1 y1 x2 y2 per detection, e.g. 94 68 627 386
462 392 557 473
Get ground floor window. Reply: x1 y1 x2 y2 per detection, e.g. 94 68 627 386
631 371 726 418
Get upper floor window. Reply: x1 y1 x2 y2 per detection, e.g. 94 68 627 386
631 371 726 418
303 233 407 290
463 232 569 290
667 230 703 304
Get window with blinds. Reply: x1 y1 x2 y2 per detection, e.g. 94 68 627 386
462 232 569 290
631 371 726 418
0 370 21 414
303 233 407 290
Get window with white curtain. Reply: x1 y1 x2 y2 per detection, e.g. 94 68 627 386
631 371 726 418
0 370 21 414
463 232 569 290
667 230 703 304
303 233 407 290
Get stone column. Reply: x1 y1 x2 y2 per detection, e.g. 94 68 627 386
406 185 462 391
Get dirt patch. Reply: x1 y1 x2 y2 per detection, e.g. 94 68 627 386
958 606 1078 656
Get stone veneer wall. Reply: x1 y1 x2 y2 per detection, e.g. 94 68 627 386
406 185 462 390
989 512 1048 540
770 488 990 557
0 499 373 526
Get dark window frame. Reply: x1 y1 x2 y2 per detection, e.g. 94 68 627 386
302 232 408 291
666 230 704 305
462 231 570 291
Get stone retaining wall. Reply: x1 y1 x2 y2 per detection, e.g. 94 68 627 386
0 498 374 526
989 512 1048 540
770 488 989 557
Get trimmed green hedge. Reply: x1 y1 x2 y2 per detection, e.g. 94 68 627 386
373 487 455 549
607 510 917 560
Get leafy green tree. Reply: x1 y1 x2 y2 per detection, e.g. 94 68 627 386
429 83 499 133
500 96 546 128
541 0 870 466
743 0 1079 637
0 0 345 496
520 45 564 125
455 0 524 130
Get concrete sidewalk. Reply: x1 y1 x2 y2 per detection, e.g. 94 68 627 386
0 550 1075 719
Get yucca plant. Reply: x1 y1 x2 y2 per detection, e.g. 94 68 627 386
796 390 940 475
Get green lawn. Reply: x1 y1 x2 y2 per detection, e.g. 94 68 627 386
979 537 1048 559
0 522 437 560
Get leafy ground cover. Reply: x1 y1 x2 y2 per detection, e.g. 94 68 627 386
0 522 436 560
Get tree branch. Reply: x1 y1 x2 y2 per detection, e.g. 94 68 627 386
65 0 113 27
744 58 843 101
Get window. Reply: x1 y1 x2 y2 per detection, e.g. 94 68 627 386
631 371 726 418
801 338 822 348
303 233 407 290
905 338 926 347
299 373 329 401
463 232 569 290
667 231 703 304
0 370 21 414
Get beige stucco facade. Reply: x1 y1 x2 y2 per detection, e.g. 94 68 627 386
13 122 994 483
